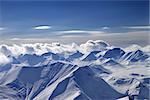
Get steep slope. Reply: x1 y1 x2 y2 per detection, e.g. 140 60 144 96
3 62 124 100
5 62 78 100
82 51 100 61
34 66 123 100
72 67 123 99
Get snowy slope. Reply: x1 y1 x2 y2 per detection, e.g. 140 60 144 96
81 51 100 61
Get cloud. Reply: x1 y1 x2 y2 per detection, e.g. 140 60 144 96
0 53 11 65
0 40 110 56
0 40 149 65
0 45 12 64
0 40 109 57
57 30 105 38
124 44 142 52
2 29 149 48
33 25 51 30
101 27 109 30
58 30 104 34
0 27 5 31
58 28 109 36
0 45 12 56
124 44 150 52
0 40 149 57
80 40 110 53
10 38 21 41
124 26 150 29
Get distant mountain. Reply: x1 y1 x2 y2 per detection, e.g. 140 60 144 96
103 48 125 60
66 51 83 61
17 54 45 66
122 50 149 62
82 51 100 61
41 52 65 60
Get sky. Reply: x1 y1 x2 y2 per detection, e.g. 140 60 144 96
0 0 149 47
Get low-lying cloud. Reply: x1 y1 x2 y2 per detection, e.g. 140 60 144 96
0 40 149 65
0 40 149 57
0 52 11 65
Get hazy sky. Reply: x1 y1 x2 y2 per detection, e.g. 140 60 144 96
0 0 149 47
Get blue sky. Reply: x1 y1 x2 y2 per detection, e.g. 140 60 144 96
0 0 149 46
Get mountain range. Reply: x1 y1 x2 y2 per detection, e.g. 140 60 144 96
0 40 149 100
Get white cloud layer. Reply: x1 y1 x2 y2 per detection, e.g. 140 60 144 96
0 40 149 57
0 40 149 65
0 40 109 57
33 25 51 30
80 40 109 53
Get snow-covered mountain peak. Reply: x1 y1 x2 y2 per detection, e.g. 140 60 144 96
103 48 125 60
